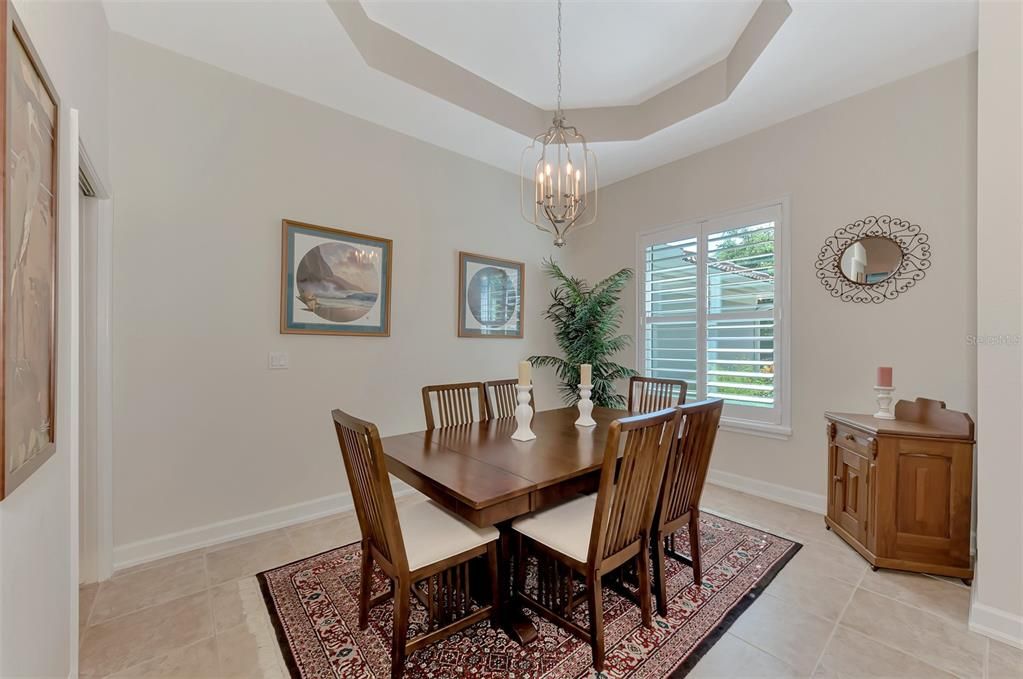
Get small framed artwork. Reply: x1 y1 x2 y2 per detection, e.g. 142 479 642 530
458 252 524 338
1 1 60 500
280 220 392 336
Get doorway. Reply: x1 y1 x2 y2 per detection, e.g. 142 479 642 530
78 147 112 584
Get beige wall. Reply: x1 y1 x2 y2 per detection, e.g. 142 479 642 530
566 56 978 505
0 2 109 676
108 34 562 559
973 0 1023 647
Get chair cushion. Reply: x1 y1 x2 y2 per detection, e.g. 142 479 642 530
511 494 596 563
398 500 499 572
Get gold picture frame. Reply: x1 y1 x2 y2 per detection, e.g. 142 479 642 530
1 0 60 500
457 252 524 339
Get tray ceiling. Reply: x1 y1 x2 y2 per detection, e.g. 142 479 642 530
102 0 979 186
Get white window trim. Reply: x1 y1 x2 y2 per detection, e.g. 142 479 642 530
635 197 792 440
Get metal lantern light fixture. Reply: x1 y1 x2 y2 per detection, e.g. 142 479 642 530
521 0 597 247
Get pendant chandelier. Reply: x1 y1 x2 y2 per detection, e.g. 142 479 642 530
520 0 597 247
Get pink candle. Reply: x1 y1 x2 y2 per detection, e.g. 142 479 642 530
877 366 893 388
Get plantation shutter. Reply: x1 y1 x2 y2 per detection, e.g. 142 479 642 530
640 204 786 430
642 236 699 402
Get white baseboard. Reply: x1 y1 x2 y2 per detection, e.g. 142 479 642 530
707 468 827 515
969 602 1023 649
112 482 417 572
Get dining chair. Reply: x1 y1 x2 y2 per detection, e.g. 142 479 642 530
652 398 723 616
510 407 683 672
484 378 534 418
421 382 490 430
627 375 688 413
331 409 501 679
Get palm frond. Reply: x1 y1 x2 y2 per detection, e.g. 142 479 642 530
533 263 637 408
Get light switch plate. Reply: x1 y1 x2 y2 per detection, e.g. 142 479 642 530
268 352 289 370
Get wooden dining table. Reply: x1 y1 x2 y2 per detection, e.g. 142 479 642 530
380 405 628 643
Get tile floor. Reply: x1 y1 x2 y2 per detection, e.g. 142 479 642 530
78 485 1023 678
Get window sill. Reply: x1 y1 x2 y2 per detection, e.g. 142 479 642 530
720 417 792 441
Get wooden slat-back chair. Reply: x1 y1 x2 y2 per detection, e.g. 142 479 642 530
332 409 500 678
652 398 723 616
484 378 535 418
627 375 688 413
422 382 489 430
511 407 683 671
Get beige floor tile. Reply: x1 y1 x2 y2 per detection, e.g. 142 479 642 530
210 577 271 633
728 592 835 674
80 582 99 631
91 555 208 625
840 588 986 678
286 513 361 559
765 558 856 621
217 619 289 679
782 538 867 586
858 567 971 624
688 632 802 678
106 637 221 678
205 532 299 586
813 624 955 678
989 639 1023 679
79 591 213 678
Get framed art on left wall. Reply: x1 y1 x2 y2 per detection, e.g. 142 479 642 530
1 1 60 500
280 219 392 336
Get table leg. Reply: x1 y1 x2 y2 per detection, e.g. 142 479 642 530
498 525 538 645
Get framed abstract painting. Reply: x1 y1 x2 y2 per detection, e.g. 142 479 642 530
457 252 524 338
280 220 392 336
1 1 60 499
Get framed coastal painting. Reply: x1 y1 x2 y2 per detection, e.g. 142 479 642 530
457 252 524 338
280 220 392 336
1 1 60 500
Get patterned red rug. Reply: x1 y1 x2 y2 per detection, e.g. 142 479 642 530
259 512 799 678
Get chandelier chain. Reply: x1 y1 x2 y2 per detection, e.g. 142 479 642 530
556 0 562 119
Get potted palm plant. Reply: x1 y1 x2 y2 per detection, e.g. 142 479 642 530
530 259 638 408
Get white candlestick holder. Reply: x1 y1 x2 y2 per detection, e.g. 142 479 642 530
873 386 895 419
575 384 596 427
511 385 536 441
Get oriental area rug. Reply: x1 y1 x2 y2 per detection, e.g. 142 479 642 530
259 512 800 679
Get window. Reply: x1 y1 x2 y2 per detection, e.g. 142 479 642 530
638 203 790 437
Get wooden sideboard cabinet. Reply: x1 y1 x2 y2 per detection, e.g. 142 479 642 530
824 397 975 583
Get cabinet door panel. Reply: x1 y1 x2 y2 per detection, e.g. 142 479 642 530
896 454 951 538
837 448 869 542
890 439 972 568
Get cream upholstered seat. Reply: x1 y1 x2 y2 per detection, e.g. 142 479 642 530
332 409 501 679
398 500 500 571
511 493 596 563
510 408 682 673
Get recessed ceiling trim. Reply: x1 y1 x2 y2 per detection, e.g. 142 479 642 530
328 0 791 143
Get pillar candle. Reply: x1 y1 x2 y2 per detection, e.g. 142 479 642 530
518 360 531 386
877 366 893 388
580 363 592 385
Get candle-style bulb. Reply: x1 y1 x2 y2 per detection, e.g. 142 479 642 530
566 162 573 175
545 163 551 176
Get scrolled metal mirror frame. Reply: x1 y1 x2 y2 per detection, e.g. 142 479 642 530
815 215 931 303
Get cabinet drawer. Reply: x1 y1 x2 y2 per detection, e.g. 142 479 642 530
833 423 875 458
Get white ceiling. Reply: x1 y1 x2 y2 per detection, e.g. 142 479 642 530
361 0 761 110
102 0 978 187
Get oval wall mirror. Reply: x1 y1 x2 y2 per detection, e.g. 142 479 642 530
839 236 904 284
815 215 931 303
